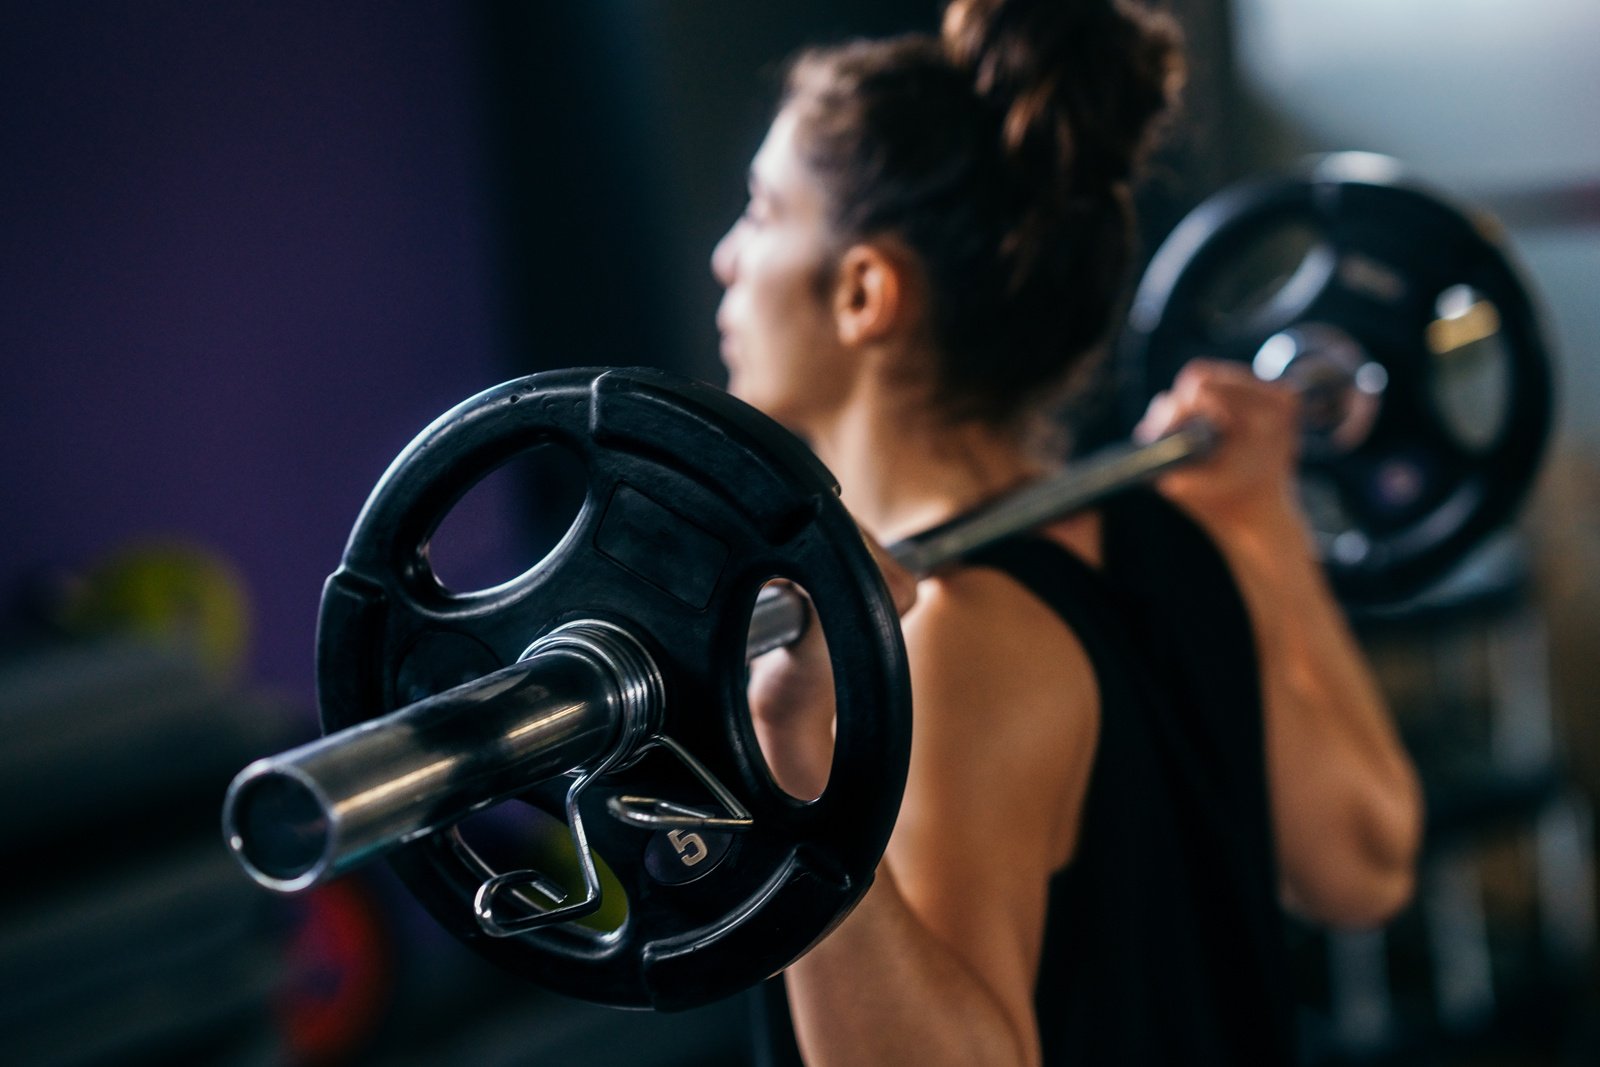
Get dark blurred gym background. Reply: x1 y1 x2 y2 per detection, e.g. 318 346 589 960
1 2 1595 1064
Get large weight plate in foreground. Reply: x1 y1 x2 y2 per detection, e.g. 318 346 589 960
1123 153 1553 604
315 367 911 1009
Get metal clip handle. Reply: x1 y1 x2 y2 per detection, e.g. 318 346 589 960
606 796 753 831
605 735 754 832
473 757 619 938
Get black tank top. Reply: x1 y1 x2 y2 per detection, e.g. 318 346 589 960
752 489 1298 1065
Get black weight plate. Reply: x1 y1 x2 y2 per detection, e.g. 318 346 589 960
314 367 911 1010
1121 153 1553 605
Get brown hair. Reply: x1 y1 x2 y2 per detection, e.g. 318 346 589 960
782 0 1184 426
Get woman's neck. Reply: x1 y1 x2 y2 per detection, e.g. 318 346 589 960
802 381 1044 545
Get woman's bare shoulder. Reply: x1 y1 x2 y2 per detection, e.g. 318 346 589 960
896 563 1102 867
905 559 1098 712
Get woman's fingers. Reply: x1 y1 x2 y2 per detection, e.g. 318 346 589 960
1142 359 1304 530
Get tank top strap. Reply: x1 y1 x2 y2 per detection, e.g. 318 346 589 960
960 533 1106 620
958 513 1144 702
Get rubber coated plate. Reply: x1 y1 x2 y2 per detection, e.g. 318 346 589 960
314 367 911 1009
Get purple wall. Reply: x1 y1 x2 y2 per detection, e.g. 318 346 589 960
1 4 519 708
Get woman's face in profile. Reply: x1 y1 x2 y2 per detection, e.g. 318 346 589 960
711 108 855 433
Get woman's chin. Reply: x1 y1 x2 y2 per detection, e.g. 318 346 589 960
724 369 759 407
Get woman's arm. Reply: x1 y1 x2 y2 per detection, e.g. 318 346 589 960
751 566 1100 1066
1216 505 1423 924
1139 359 1424 927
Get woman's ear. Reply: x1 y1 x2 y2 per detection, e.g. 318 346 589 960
832 243 910 347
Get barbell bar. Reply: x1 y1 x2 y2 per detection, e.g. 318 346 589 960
741 420 1221 656
223 341 1371 955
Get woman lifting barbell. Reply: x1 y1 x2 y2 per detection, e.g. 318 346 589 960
715 0 1424 1062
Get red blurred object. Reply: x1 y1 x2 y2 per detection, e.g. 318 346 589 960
278 879 392 1065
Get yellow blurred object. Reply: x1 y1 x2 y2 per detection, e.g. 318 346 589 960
1426 293 1503 357
460 801 632 935
54 540 251 678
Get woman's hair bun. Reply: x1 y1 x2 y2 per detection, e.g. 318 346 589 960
941 0 1185 197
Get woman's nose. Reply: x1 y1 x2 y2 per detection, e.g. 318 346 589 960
711 223 738 287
